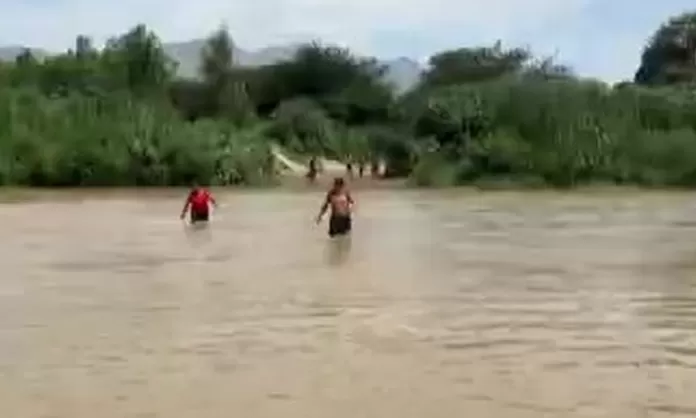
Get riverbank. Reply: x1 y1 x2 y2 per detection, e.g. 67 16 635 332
4 181 694 205
2 145 694 203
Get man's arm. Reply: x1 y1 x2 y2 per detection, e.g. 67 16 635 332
315 192 330 224
180 192 192 219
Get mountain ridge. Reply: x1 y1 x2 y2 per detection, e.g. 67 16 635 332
0 40 423 92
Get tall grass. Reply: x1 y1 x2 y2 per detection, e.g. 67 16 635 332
0 88 276 186
410 79 696 187
4 78 696 189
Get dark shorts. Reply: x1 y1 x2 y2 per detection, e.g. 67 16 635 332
190 211 209 223
329 214 351 237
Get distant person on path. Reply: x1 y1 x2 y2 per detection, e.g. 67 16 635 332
316 177 354 238
345 158 354 179
180 182 217 224
307 156 318 183
370 160 380 178
358 160 365 178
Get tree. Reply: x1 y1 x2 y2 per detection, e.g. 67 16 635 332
198 25 253 123
74 35 97 60
100 24 176 94
37 36 102 96
421 41 531 87
523 56 574 80
15 48 37 67
200 25 235 86
10 48 41 86
253 42 394 124
635 11 696 85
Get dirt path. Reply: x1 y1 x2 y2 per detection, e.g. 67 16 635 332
270 144 397 189
271 145 345 177
270 145 307 175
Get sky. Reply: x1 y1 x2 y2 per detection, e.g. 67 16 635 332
0 0 694 82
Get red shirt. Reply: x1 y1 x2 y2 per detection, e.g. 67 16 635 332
188 188 212 213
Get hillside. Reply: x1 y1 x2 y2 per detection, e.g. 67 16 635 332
0 40 423 92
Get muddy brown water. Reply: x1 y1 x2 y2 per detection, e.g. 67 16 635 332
1 188 696 418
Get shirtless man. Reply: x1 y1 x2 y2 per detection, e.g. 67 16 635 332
316 177 354 237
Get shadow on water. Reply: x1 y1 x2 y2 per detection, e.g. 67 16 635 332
324 234 352 266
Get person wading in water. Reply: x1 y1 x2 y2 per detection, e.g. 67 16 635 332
180 182 217 224
316 177 354 237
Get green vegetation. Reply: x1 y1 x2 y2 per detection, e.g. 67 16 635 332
1 11 696 187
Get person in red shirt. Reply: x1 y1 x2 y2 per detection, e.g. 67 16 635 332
180 182 217 224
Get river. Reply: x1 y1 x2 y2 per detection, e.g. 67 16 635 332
1 188 695 417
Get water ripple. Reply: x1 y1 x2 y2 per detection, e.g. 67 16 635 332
1 190 695 417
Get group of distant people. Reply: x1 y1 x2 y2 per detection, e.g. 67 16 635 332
306 156 381 184
180 176 355 238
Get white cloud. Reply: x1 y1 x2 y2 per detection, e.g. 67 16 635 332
0 0 690 81
2 0 590 53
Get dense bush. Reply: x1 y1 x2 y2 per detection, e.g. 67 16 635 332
0 89 275 186
1 11 696 187
408 79 696 186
